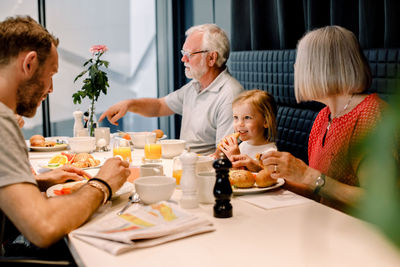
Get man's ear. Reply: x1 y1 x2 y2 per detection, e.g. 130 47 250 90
207 51 218 67
22 51 38 77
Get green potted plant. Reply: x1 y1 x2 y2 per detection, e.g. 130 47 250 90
73 45 110 136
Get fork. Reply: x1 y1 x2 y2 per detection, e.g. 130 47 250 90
117 192 140 215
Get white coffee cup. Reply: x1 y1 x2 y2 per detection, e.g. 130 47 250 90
197 171 216 204
140 164 164 177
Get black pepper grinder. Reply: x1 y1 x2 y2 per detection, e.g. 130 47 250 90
213 153 232 218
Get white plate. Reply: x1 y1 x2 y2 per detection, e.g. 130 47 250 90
46 180 134 199
232 178 285 195
30 144 68 152
158 134 167 140
40 157 104 170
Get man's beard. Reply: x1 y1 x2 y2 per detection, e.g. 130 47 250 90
184 57 208 81
16 70 46 118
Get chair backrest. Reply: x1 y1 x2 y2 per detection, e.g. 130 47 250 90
229 49 400 163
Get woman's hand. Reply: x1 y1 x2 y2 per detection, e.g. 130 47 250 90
36 165 91 191
260 151 310 182
219 135 240 161
231 154 263 172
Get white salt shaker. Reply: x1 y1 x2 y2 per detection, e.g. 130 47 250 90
179 151 199 209
73 110 84 137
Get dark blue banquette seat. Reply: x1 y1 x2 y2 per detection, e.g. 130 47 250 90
229 49 400 163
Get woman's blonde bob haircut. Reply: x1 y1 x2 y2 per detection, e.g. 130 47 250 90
232 89 277 142
295 25 371 102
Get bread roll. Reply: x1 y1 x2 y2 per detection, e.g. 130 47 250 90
218 132 240 149
229 169 255 188
255 169 276 188
152 129 164 139
30 135 45 147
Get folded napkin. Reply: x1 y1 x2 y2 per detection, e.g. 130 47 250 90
238 189 313 210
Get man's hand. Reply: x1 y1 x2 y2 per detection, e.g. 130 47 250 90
95 157 130 193
35 165 91 191
98 100 130 126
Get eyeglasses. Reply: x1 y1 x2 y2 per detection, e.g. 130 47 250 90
180 50 209 59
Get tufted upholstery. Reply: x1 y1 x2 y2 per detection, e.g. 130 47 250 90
229 49 400 164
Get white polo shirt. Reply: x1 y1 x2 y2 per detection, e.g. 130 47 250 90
165 68 244 154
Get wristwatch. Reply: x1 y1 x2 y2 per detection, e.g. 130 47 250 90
313 173 326 195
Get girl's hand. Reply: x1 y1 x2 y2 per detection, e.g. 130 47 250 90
219 135 240 161
231 154 263 172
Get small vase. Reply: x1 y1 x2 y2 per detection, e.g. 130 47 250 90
87 104 97 137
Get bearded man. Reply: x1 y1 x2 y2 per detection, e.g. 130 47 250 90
99 24 244 154
0 16 129 251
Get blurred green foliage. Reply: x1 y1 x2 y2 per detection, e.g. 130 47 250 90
355 93 400 247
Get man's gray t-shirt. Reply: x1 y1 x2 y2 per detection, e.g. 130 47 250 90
0 102 36 188
165 69 244 154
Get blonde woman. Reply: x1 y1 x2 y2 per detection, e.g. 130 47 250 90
261 26 386 212
220 89 278 172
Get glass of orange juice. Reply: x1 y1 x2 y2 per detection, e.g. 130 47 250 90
144 133 162 162
172 156 182 186
113 137 132 162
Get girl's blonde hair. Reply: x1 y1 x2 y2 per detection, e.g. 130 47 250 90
295 25 371 102
232 89 277 142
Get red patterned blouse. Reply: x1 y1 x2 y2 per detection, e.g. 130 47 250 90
308 93 385 189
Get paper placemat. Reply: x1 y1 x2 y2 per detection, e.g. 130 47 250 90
238 189 313 210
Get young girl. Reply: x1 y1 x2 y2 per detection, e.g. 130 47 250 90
219 89 278 172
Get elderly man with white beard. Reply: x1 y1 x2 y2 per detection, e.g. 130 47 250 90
99 24 244 154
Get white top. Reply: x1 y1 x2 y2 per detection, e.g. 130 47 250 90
239 141 277 159
165 68 244 154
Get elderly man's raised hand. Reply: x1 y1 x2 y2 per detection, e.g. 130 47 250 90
98 100 130 126
96 157 130 193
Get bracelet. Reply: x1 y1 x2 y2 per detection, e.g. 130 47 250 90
89 178 112 201
87 180 109 205
313 173 326 195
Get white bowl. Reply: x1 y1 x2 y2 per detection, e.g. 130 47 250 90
68 137 96 153
128 132 156 148
134 176 176 204
159 139 186 158
196 156 215 173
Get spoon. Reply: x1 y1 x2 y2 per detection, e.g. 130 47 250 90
117 192 140 215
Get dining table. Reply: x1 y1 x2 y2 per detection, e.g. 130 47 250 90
28 143 400 267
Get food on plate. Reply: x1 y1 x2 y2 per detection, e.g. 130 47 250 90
53 181 86 196
152 129 164 139
217 132 240 149
229 169 255 188
46 152 100 169
72 153 100 168
30 135 45 147
48 155 69 167
255 169 276 188
122 132 131 140
30 134 61 147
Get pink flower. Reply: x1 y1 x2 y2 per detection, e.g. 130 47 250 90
90 45 108 54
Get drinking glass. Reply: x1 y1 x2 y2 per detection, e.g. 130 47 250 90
113 137 132 162
172 157 182 186
144 132 162 162
95 127 110 151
